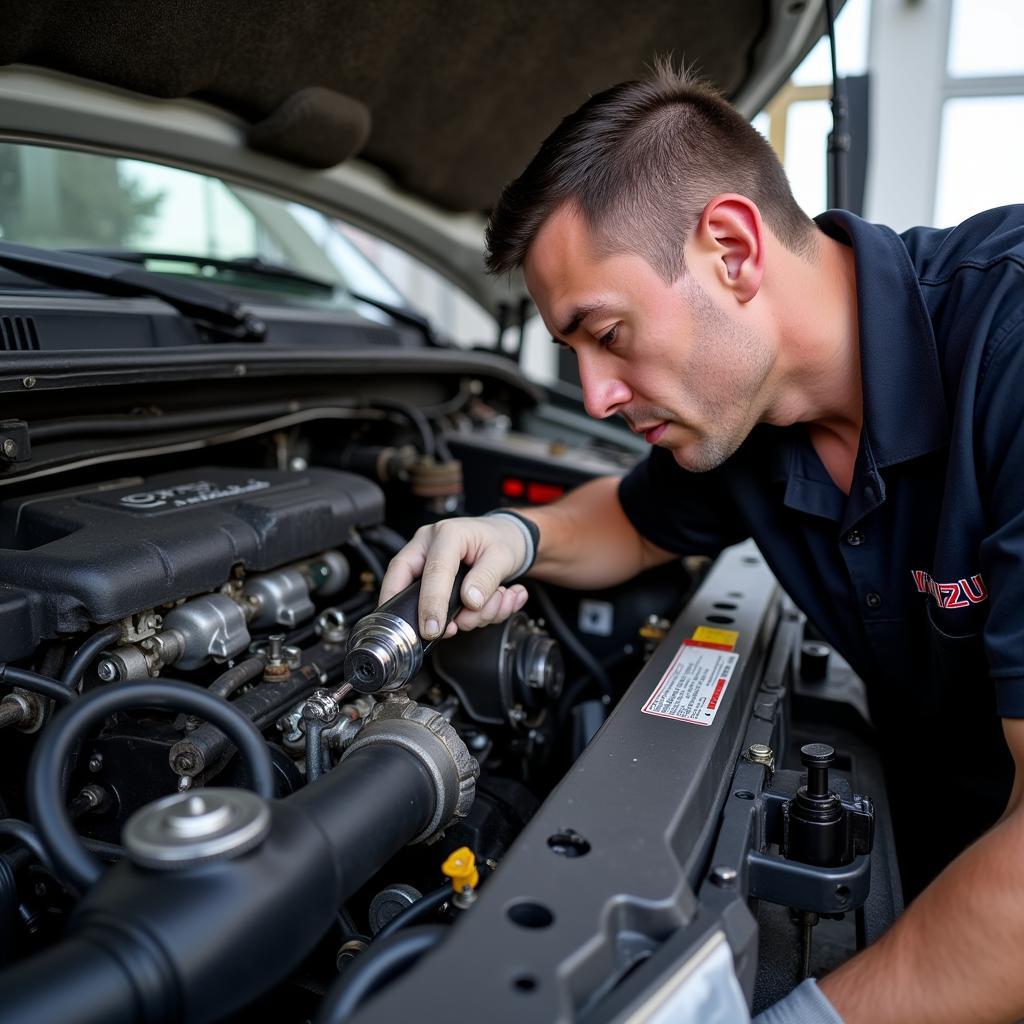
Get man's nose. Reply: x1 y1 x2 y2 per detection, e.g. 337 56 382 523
578 353 631 419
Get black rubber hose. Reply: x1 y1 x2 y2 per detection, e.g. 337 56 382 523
0 855 15 964
529 582 613 698
304 714 328 783
313 924 448 1024
62 624 121 692
27 679 275 893
0 818 55 874
366 398 435 458
347 529 386 587
208 656 265 700
373 883 450 941
0 820 124 874
362 524 408 557
0 665 76 705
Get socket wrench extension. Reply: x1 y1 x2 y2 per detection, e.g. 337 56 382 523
345 564 472 693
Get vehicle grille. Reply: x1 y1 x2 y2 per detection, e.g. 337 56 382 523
0 316 40 351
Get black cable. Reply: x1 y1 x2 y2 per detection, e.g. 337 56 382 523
0 823 124 874
61 624 121 692
361 524 408 558
366 398 436 459
314 924 448 1024
825 0 849 210
0 665 76 705
26 679 275 893
347 529 387 589
373 883 450 941
29 400 297 443
528 582 612 699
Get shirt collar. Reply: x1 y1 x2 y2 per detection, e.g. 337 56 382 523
814 210 949 470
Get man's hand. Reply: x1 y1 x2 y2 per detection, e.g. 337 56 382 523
379 516 531 640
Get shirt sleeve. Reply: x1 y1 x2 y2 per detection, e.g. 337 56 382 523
617 446 749 558
975 316 1024 716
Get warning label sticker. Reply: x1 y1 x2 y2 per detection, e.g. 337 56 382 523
690 625 739 650
642 643 739 726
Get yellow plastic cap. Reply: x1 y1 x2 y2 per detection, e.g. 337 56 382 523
441 846 479 893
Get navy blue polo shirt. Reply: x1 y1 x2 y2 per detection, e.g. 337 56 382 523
619 206 1024 887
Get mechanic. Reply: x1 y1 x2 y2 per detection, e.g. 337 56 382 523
379 63 1024 1024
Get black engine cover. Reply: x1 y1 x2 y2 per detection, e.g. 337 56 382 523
0 466 384 658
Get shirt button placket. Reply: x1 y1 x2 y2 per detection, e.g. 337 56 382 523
865 591 882 609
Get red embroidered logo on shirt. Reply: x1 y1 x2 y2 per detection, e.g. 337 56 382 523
911 569 988 609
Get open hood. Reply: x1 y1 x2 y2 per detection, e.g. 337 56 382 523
0 0 832 315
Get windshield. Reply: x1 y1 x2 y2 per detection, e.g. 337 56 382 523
0 142 406 314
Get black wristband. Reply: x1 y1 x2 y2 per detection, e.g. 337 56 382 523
485 509 540 579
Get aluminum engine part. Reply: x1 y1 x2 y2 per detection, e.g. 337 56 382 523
342 694 478 843
245 568 315 629
0 466 385 662
307 550 350 597
163 593 250 670
344 611 422 694
123 789 271 869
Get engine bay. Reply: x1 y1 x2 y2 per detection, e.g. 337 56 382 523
0 360 902 1023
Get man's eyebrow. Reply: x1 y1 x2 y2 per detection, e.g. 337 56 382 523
556 302 610 340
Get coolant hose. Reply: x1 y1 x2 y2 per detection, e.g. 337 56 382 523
27 679 275 892
0 664 76 704
314 924 448 1024
61 624 122 692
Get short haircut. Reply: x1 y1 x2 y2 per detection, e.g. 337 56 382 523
485 60 817 280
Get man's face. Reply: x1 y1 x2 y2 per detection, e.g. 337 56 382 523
524 205 775 471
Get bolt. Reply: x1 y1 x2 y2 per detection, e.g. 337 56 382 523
172 751 198 774
21 376 36 389
336 938 368 971
289 456 308 472
709 865 738 887
87 753 104 773
96 659 120 683
746 743 774 769
1 438 16 458
268 634 285 665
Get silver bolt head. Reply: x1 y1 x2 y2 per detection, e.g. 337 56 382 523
710 865 738 886
96 659 120 682
1 438 16 457
88 754 104 773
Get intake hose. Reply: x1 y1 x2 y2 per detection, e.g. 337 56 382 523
0 730 440 1023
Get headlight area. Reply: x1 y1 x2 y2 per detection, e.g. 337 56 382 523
0 396 900 1022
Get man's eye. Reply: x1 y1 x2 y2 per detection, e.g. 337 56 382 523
598 325 618 347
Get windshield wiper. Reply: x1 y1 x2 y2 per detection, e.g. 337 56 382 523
0 242 266 343
71 250 337 295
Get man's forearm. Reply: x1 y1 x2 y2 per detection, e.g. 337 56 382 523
820 805 1024 1023
520 475 675 589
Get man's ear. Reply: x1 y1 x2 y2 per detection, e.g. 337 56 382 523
693 194 766 303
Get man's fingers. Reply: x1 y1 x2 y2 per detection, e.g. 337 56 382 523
461 547 515 612
419 530 468 639
379 537 427 605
